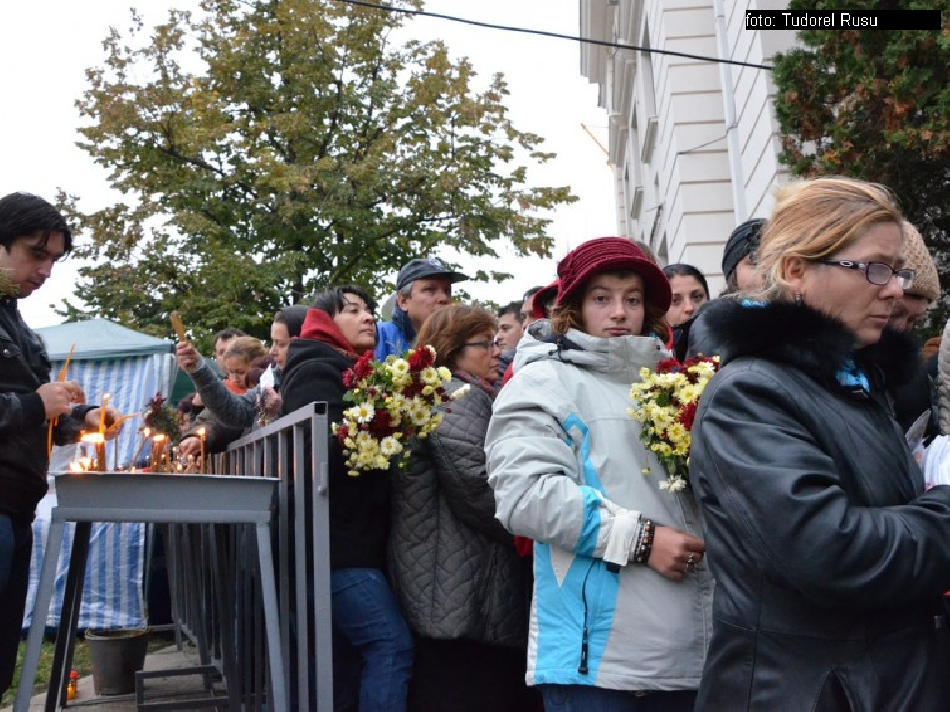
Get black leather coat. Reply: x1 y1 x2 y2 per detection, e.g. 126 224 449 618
690 299 950 711
0 298 91 522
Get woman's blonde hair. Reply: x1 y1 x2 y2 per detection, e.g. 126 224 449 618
750 177 904 301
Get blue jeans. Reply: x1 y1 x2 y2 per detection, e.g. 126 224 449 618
540 684 697 712
332 568 413 712
0 515 32 695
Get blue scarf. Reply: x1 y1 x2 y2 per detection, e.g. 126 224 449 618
835 357 870 394
392 304 416 345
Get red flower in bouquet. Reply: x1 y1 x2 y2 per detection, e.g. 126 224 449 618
333 345 470 476
628 355 720 491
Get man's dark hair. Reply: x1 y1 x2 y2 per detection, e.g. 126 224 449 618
0 192 72 252
523 285 544 300
273 305 309 338
213 327 246 344
311 285 376 317
498 300 525 324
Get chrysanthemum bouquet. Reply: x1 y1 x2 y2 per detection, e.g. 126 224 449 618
333 345 470 476
628 355 720 492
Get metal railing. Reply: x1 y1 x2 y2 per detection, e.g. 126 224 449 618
165 402 333 710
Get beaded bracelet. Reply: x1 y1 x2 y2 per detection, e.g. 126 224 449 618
632 519 655 565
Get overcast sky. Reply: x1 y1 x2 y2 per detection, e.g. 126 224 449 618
0 0 615 327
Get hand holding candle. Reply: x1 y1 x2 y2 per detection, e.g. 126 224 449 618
99 393 109 433
85 403 121 437
38 381 84 420
47 344 76 457
175 342 203 374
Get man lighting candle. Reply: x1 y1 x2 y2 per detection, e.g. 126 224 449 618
0 192 120 695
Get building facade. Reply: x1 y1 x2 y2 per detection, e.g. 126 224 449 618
579 0 797 292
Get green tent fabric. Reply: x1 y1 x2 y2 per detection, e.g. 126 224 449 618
36 318 173 361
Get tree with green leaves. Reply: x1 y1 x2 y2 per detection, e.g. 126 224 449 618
61 0 575 350
772 0 949 332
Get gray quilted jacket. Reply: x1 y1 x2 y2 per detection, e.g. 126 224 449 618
388 377 528 647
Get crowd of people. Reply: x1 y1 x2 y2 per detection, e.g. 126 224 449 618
4 176 950 710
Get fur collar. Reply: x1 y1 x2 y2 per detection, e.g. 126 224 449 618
699 298 921 389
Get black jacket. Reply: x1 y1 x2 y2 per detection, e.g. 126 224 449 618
691 299 950 711
280 337 391 570
0 298 90 523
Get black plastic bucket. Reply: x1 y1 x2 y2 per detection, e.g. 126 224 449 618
85 628 149 695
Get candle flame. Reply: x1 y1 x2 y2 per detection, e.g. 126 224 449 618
81 432 105 444
68 461 82 472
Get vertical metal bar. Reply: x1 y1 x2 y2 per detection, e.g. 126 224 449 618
277 428 292 696
311 405 334 711
293 422 310 712
16 520 65 709
209 524 241 710
165 524 183 650
181 525 214 680
257 521 288 712
47 521 92 711
255 541 264 710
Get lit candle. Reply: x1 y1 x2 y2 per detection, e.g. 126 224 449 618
81 432 106 471
78 457 92 471
99 393 110 434
197 426 207 473
152 434 167 471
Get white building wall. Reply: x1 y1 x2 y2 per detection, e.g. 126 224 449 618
579 0 797 293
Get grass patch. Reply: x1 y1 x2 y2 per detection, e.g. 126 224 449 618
1 631 175 706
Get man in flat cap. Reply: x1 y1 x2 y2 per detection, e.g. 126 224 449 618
375 258 469 360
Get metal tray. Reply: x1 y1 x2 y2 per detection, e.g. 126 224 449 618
50 472 279 524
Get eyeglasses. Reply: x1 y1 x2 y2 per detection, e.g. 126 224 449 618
815 260 915 290
464 340 501 350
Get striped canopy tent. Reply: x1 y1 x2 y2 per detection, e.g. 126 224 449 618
37 318 177 472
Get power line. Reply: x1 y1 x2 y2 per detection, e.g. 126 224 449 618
332 0 774 72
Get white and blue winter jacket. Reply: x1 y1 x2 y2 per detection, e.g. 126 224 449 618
485 323 713 691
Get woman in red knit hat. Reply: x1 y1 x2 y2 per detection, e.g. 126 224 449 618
486 237 711 711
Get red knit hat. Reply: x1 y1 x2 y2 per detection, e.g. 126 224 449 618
556 237 671 313
531 280 559 319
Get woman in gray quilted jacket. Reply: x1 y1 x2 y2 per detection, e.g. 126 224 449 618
388 303 533 712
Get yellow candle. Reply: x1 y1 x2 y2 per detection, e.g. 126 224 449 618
152 434 167 471
99 393 110 434
197 426 207 473
81 432 106 471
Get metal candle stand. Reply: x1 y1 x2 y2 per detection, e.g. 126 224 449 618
15 473 286 712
